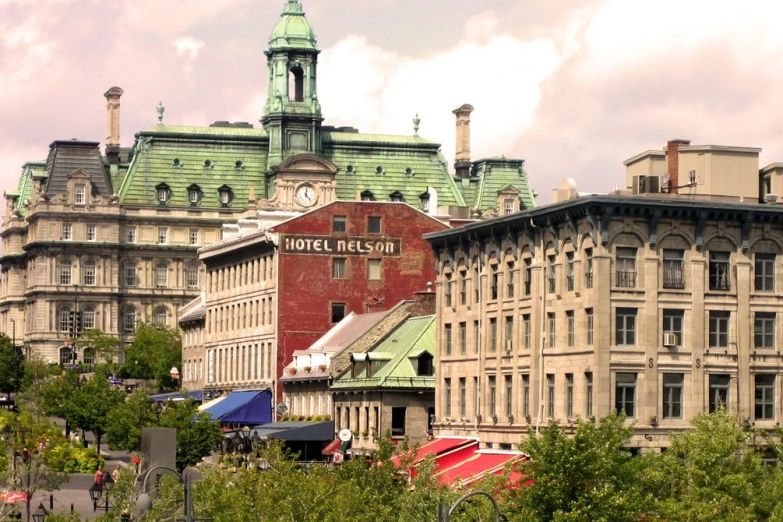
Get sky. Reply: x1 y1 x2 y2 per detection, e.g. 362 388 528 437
2 0 783 207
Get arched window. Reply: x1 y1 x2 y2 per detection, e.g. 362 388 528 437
82 260 97 286
59 347 74 366
59 259 72 285
57 306 72 332
153 306 169 326
82 307 96 331
124 263 138 287
155 263 168 288
83 347 96 365
288 66 304 102
186 265 200 289
123 307 137 334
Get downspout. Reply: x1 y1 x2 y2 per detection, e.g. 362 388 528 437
475 237 483 434
536 228 546 437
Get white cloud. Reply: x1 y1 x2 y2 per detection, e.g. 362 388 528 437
175 37 205 59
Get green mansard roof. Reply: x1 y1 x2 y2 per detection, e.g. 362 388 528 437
463 158 537 213
7 162 45 217
331 315 436 390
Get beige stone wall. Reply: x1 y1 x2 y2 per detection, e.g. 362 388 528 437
432 208 783 450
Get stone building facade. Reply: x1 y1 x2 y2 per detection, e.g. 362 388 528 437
427 193 783 450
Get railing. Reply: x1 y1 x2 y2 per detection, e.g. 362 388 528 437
710 273 731 291
616 270 637 288
663 269 685 289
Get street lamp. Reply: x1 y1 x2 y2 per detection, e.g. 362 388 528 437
437 491 501 522
88 471 114 512
136 465 210 522
32 502 48 522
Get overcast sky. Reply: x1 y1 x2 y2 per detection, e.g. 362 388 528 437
2 0 782 206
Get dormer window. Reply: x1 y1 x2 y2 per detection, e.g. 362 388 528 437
405 167 415 177
171 158 182 168
390 191 405 202
375 166 385 176
156 183 170 205
420 191 431 212
417 353 434 376
218 185 233 206
234 160 244 170
188 184 202 205
203 159 214 169
345 165 355 175
360 190 375 202
74 184 86 205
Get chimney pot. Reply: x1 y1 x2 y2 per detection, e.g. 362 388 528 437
453 104 474 179
666 139 690 194
104 86 124 165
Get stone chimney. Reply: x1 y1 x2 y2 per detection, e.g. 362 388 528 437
453 104 474 178
410 282 436 317
666 139 690 194
104 86 124 165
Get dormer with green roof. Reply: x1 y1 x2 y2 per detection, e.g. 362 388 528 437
262 0 324 166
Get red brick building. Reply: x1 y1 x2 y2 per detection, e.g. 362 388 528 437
185 201 449 405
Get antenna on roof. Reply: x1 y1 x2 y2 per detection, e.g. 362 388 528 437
156 102 165 125
413 113 420 137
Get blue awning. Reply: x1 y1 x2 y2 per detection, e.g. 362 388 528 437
150 390 203 402
200 390 272 425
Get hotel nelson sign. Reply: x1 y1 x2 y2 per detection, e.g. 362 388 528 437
281 234 402 256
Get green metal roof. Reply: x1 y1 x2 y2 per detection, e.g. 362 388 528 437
138 125 267 139
268 1 318 51
331 315 436 390
462 158 536 213
117 131 269 206
322 133 466 208
9 162 45 217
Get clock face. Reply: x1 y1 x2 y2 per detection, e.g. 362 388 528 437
296 184 316 205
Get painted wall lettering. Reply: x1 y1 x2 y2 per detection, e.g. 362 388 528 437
281 235 402 256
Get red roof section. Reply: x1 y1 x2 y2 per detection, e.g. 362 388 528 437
435 452 524 488
390 437 476 467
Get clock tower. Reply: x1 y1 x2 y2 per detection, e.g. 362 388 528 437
262 0 324 168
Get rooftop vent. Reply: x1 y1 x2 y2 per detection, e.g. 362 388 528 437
766 193 778 204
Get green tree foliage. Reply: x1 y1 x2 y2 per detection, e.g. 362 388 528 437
123 323 181 389
0 334 24 395
77 329 122 366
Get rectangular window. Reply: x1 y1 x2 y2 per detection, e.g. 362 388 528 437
445 274 453 307
86 224 96 242
755 374 775 421
474 266 480 304
74 184 85 205
616 247 637 288
62 223 73 241
547 374 555 418
566 252 574 291
755 253 775 292
391 407 406 436
459 378 466 418
504 316 513 351
474 377 479 417
332 216 347 233
523 314 531 349
59 263 71 285
444 378 452 417
709 251 731 291
755 312 776 349
585 248 594 288
505 375 513 418
186 268 199 289
155 265 168 288
506 262 514 298
331 303 346 323
459 271 467 305
709 311 730 348
566 311 575 347
58 310 71 332
504 199 514 215
332 258 346 279
663 373 684 419
709 374 731 413
189 229 200 246
490 265 499 300
585 372 594 418
663 249 685 289
158 227 168 245
489 318 497 352
615 372 636 417
82 264 96 286
367 259 382 280
548 256 556 293
368 216 382 234
444 323 452 356
548 313 556 348
616 308 637 346
586 308 594 345
524 258 532 295
522 374 530 418
488 376 497 417
474 320 480 354
566 373 574 418
459 322 467 355
126 227 136 244
124 266 137 287
663 309 684 347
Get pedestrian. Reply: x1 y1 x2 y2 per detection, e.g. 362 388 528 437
94 464 104 488
111 466 121 482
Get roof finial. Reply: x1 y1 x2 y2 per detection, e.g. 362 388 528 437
156 102 165 125
413 113 420 137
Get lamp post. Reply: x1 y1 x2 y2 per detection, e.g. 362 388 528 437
136 465 211 522
88 471 114 512
31 502 48 522
170 366 180 391
437 491 501 522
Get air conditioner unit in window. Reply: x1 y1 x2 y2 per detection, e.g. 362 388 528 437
505 340 513 352
662 333 678 347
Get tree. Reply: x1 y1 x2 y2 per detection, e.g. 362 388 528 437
506 412 654 522
0 334 24 396
105 391 160 453
67 374 125 453
123 323 181 389
77 329 121 367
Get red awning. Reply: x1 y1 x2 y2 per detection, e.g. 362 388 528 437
322 438 342 455
0 492 27 504
390 437 476 467
435 451 524 488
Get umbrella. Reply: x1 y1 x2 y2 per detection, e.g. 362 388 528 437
1 491 27 503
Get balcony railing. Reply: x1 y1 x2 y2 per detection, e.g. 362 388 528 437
710 272 731 291
663 271 685 289
616 270 637 288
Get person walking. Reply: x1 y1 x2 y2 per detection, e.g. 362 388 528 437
94 464 104 489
